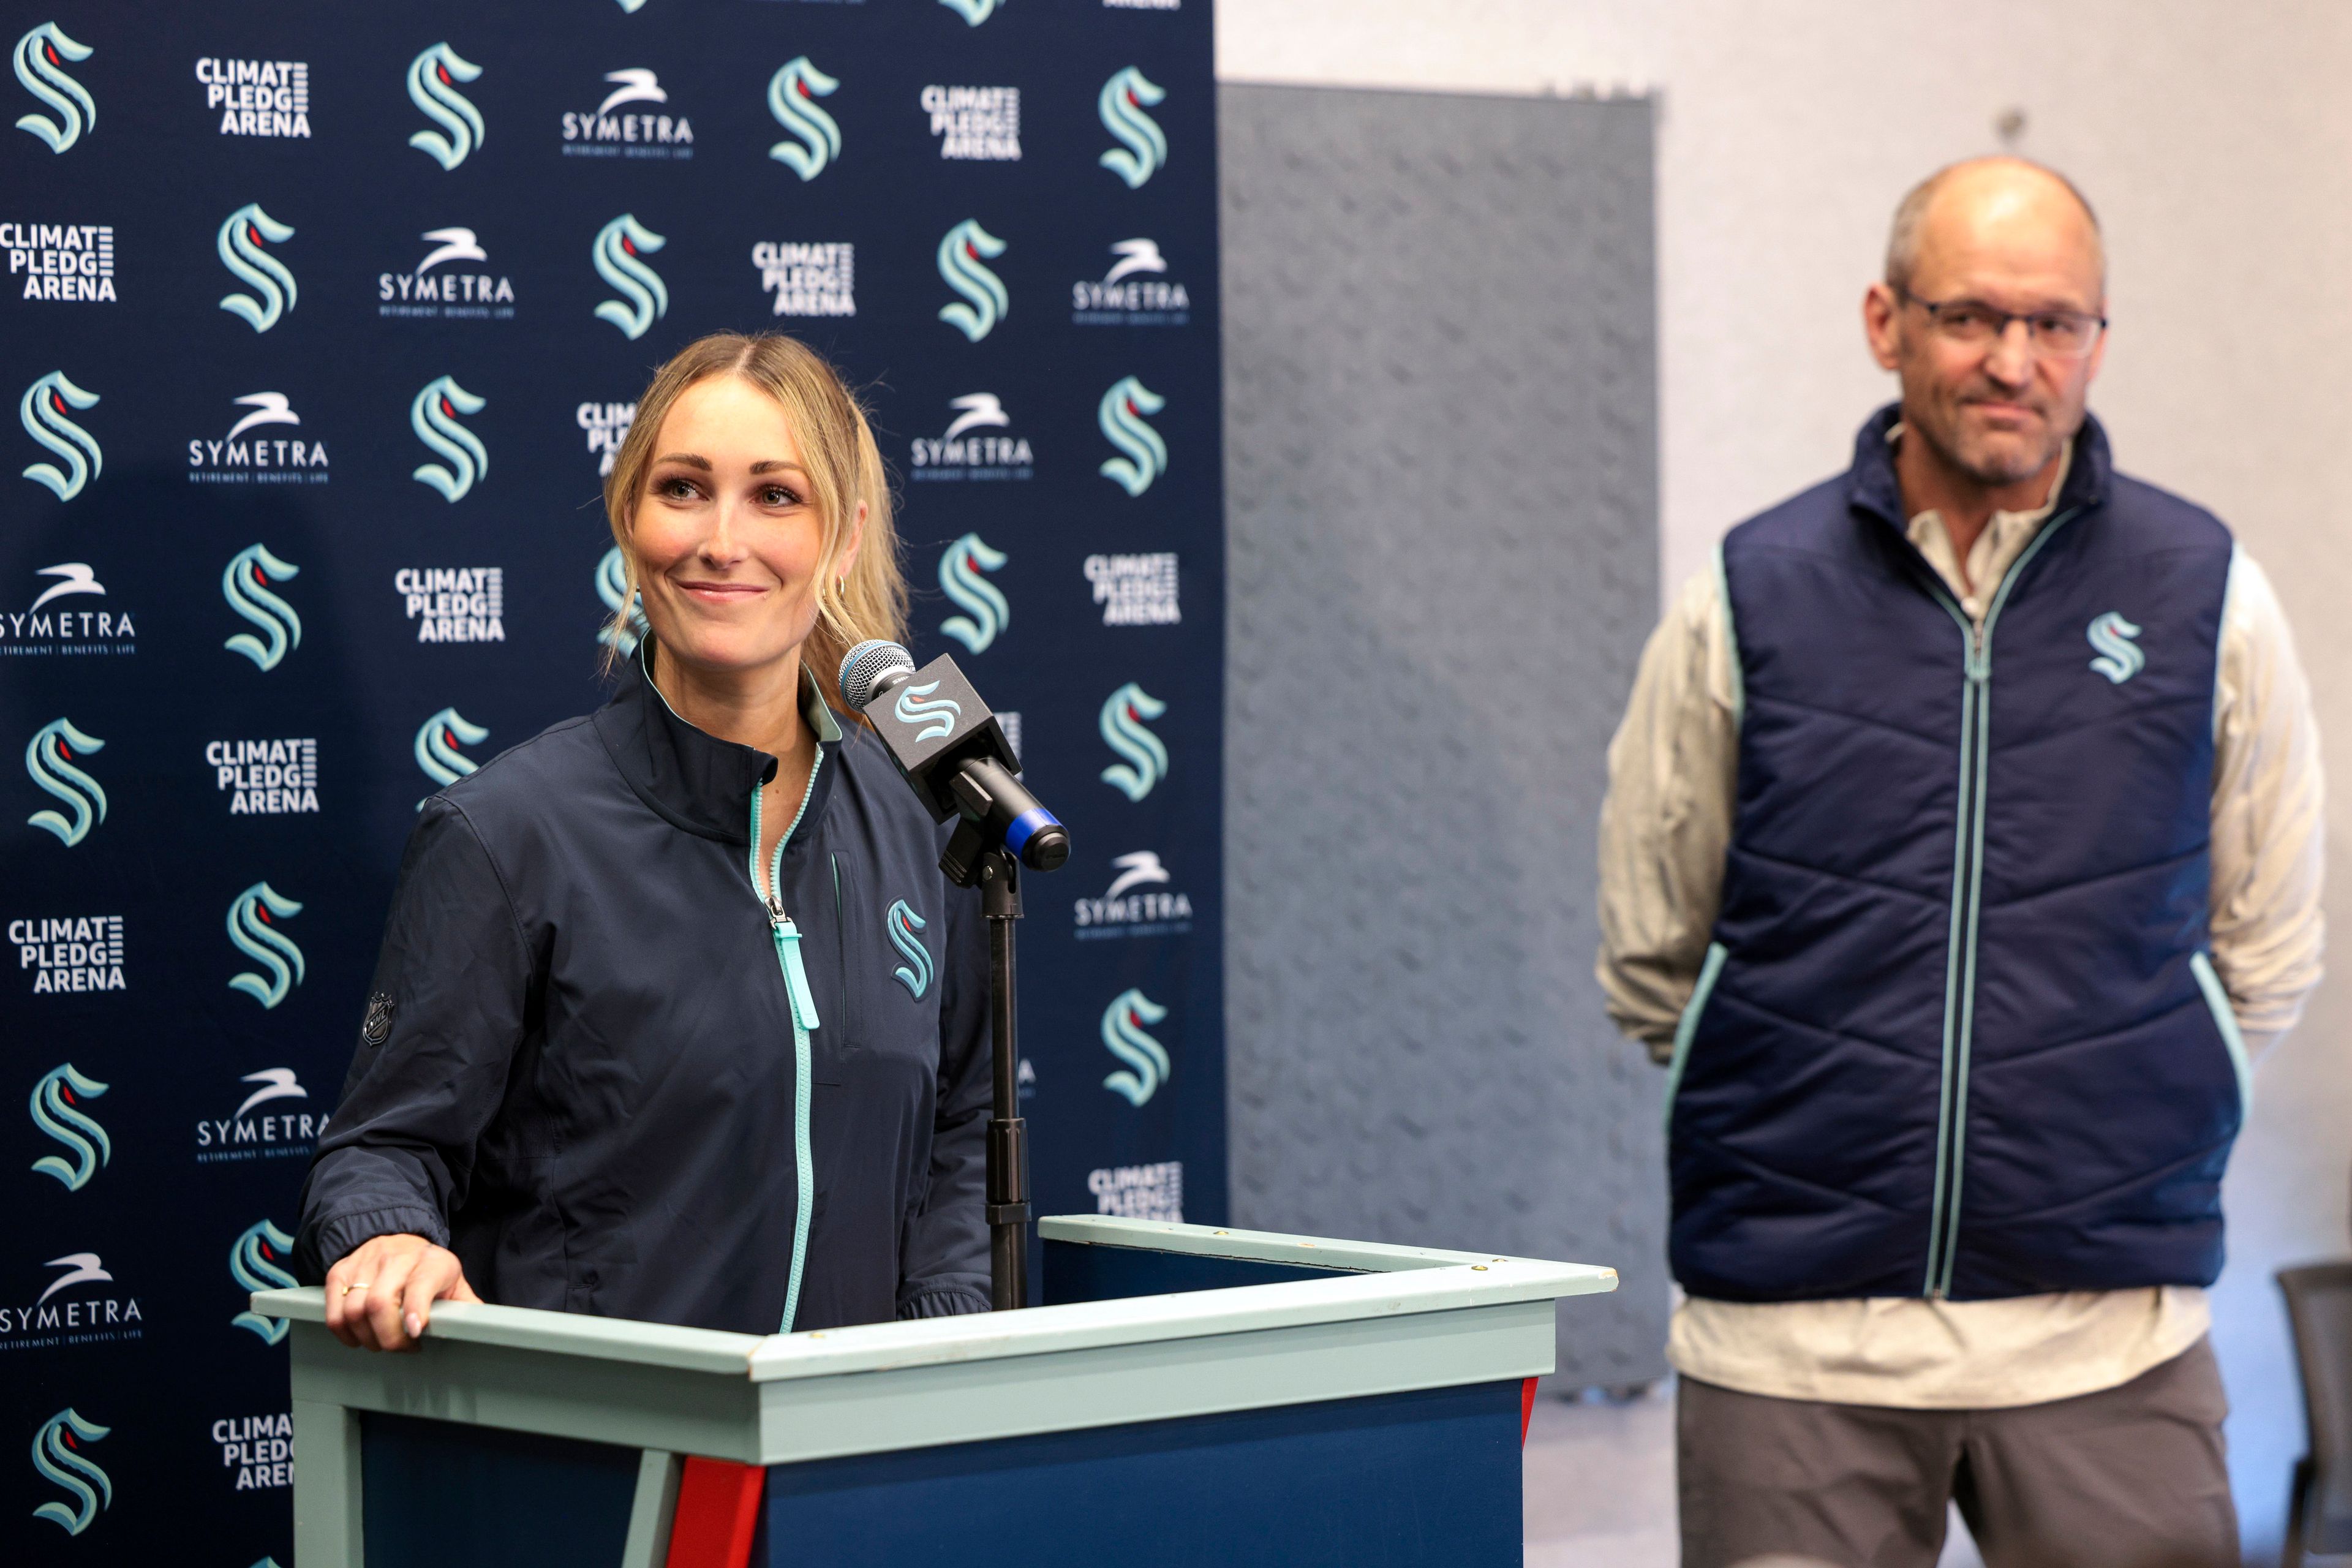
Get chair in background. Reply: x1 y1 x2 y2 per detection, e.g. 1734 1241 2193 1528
2278 1262 2352 1566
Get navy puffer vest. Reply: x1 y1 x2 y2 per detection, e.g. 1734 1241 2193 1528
1667 407 2246 1302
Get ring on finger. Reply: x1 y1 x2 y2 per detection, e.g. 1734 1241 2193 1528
340 1281 373 1297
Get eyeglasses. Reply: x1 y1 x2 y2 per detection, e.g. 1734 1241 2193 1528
1899 289 2107 358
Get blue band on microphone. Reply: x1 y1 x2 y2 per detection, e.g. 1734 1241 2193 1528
1005 807 1059 858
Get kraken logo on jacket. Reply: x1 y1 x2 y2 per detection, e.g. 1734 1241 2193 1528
767 56 839 180
1098 67 1167 188
1100 988 1171 1106
406 42 483 170
222 543 302 669
1098 682 1167 801
893 681 962 744
29 1063 109 1191
2086 611 2145 684
415 707 490 803
226 883 304 1009
24 717 105 845
216 203 296 332
19 369 100 500
937 218 1008 342
937 0 1003 24
596 546 649 656
30 1408 110 1535
1097 376 1167 496
592 214 668 339
939 534 1009 654
228 1220 298 1344
411 375 488 500
885 900 933 999
13 23 93 153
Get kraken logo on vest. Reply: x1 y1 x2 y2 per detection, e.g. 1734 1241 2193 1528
596 547 649 656
28 1064 109 1188
397 566 504 644
886 899 932 999
753 241 854 317
190 394 328 484
937 219 1008 342
197 57 310 138
30 1408 110 1534
1100 987 1171 1105
564 67 693 159
214 1412 291 1491
24 717 105 845
406 42 483 170
196 1068 324 1164
216 203 296 332
5 1252 142 1348
939 534 1010 654
767 57 839 179
1098 682 1168 800
911 394 1032 481
1097 376 1167 496
922 84 1019 160
227 1221 297 1344
5 221 114 301
208 739 318 815
14 920 123 995
1087 552 1180 625
380 228 517 320
894 681 962 744
415 707 489 805
1098 67 1166 187
593 214 668 339
1072 238 1191 326
13 23 92 154
1075 848 1192 938
938 0 1003 24
19 369 100 499
222 543 302 670
580 400 636 475
5 563 135 657
411 375 488 500
226 883 304 1009
1088 1161 1182 1220
2086 611 2145 684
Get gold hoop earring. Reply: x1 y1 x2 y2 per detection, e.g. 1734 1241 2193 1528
834 574 847 597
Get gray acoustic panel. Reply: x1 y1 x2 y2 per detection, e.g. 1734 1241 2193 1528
1219 84 1666 1388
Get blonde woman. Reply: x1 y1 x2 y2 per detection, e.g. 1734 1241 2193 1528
297 334 990 1348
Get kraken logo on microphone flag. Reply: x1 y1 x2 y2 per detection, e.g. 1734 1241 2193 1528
893 680 961 744
1097 67 1167 188
30 1408 110 1536
1100 987 1171 1106
938 0 1003 24
767 57 839 181
886 900 932 999
592 214 668 339
2087 611 2146 684
222 543 302 671
410 375 487 500
225 883 304 1009
1097 376 1167 496
939 533 1009 654
215 203 296 333
406 42 483 170
937 218 1008 342
24 718 105 845
415 707 489 804
1099 682 1168 801
227 1220 298 1344
29 1064 108 1190
13 23 93 153
596 546 649 656
19 370 100 500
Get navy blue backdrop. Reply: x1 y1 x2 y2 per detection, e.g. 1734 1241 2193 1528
1 1 1224 1560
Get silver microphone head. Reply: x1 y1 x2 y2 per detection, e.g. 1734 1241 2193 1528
839 639 917 712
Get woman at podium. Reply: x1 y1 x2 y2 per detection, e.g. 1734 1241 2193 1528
293 333 992 1349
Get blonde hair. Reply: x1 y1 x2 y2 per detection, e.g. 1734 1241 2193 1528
600 333 905 710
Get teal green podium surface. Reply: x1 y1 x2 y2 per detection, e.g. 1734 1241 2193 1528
255 1216 1618 1567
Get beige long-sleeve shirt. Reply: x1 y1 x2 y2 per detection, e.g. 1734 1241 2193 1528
1598 445 2326 1408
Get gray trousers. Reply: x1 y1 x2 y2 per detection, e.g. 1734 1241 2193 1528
1677 1338 2238 1568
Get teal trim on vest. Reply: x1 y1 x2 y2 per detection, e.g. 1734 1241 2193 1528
1662 942 1728 1133
2190 951 2253 1118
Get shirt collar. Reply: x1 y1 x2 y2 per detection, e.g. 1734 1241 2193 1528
1845 401 2113 530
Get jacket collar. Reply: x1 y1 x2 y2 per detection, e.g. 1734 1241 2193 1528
1845 401 2113 530
594 638 845 846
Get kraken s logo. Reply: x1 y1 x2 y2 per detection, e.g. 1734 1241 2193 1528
24 717 105 845
20 371 100 500
893 681 962 744
228 1220 298 1344
30 1409 110 1536
2087 611 2145 684
411 375 488 501
766 57 840 181
226 883 304 1009
216 203 298 333
1099 683 1168 801
938 0 1003 23
1097 376 1167 496
222 543 302 671
29 1064 108 1191
937 218 1008 342
592 214 668 341
13 23 92 153
415 707 489 804
1100 988 1170 1106
886 899 932 1000
1098 67 1167 189
939 533 1009 654
596 545 649 655
407 42 484 170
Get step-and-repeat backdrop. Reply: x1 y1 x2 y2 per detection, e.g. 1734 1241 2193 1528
2 1 1223 1558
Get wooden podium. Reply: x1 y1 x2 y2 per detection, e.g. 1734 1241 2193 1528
255 1216 1617 1567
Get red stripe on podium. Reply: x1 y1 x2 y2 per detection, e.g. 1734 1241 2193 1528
1520 1378 1537 1446
664 1457 765 1568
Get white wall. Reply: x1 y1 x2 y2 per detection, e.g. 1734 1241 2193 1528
1218 3 2352 1558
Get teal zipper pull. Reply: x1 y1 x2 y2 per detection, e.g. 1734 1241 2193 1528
766 897 821 1030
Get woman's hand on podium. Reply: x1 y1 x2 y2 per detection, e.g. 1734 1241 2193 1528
322 1233 482 1352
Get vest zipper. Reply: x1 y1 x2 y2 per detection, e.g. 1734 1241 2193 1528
748 747 824 1333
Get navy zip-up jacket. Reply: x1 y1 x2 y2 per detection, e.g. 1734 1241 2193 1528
294 648 993 1333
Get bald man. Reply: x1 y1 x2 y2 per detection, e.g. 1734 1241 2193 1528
1599 158 2323 1566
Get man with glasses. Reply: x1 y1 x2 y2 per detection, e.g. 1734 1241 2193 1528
1599 156 2322 1565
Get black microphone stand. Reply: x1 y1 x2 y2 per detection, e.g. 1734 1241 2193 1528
943 821 1030 1310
